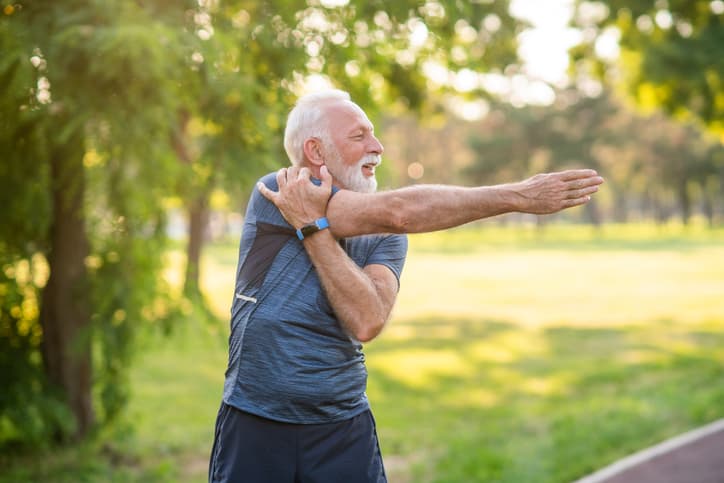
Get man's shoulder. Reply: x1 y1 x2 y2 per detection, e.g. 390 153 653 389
258 171 279 189
245 171 288 226
346 232 408 252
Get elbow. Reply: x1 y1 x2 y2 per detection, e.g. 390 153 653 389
355 329 379 343
387 212 412 234
383 196 414 234
352 319 385 343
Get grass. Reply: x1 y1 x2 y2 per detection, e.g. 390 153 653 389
2 223 723 482
368 318 724 482
368 222 724 482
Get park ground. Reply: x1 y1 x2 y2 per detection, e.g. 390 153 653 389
2 222 724 482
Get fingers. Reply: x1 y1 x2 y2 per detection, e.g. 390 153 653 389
563 181 604 205
562 172 604 200
257 181 276 202
265 166 303 202
276 167 288 189
570 177 601 189
319 165 332 190
299 166 311 181
563 196 592 208
560 169 599 181
276 166 304 188
286 166 301 182
264 165 329 198
566 184 600 200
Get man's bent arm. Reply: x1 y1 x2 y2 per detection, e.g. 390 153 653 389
301 230 399 342
260 166 399 342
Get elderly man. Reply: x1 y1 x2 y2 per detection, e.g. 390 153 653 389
209 89 603 483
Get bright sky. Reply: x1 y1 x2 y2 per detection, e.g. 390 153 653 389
303 0 617 117
445 0 612 118
509 0 580 86
449 0 615 117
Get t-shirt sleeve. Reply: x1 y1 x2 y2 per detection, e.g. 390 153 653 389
365 234 408 286
251 172 338 229
250 172 293 229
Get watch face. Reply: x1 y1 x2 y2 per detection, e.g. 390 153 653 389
301 224 318 237
298 218 328 240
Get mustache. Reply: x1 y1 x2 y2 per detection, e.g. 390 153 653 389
359 154 382 167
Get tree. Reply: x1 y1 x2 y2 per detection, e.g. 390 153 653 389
570 0 724 135
465 89 723 224
2 0 530 447
169 0 307 300
1 0 189 443
173 0 526 300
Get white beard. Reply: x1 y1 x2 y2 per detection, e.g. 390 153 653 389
324 145 380 194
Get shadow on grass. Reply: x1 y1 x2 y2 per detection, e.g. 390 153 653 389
405 223 724 255
2 314 722 483
365 316 724 483
0 314 228 483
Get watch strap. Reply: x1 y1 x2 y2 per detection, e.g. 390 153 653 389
296 217 330 240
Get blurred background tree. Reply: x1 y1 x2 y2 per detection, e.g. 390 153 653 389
1 0 722 459
1 0 190 444
176 0 524 302
0 0 524 448
567 0 724 221
569 0 724 133
462 89 723 226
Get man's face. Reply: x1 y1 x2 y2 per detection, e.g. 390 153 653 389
322 101 384 193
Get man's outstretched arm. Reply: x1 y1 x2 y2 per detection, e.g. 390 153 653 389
258 167 604 239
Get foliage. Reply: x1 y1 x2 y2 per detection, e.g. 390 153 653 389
464 90 724 224
0 257 74 447
8 0 719 457
570 0 724 134
174 0 525 297
0 0 189 445
1 0 529 448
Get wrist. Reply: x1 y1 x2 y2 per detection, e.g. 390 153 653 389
501 182 528 212
296 216 330 240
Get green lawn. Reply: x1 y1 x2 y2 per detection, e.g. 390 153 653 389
3 223 724 482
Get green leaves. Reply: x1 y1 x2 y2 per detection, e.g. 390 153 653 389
572 0 724 133
1 0 531 448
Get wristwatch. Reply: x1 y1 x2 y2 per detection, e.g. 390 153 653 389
296 217 330 240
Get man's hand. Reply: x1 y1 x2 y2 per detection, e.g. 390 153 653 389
257 165 333 228
512 169 604 214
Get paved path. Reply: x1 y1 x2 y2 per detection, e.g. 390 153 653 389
575 419 724 483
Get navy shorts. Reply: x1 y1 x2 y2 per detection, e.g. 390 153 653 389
208 403 387 483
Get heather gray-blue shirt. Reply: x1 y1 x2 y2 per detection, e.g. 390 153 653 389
222 172 408 424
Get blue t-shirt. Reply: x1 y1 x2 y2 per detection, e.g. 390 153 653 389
222 172 408 424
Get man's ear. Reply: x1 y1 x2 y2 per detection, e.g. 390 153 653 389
302 138 324 167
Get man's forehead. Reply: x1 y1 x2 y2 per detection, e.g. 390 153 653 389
325 100 373 129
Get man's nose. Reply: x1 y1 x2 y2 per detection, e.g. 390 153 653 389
369 135 384 155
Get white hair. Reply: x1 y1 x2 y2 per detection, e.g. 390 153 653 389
283 89 351 166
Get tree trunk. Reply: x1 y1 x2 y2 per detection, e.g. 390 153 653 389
183 194 209 297
678 180 691 225
583 199 602 226
40 135 94 440
612 187 628 223
170 110 211 298
700 179 716 227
